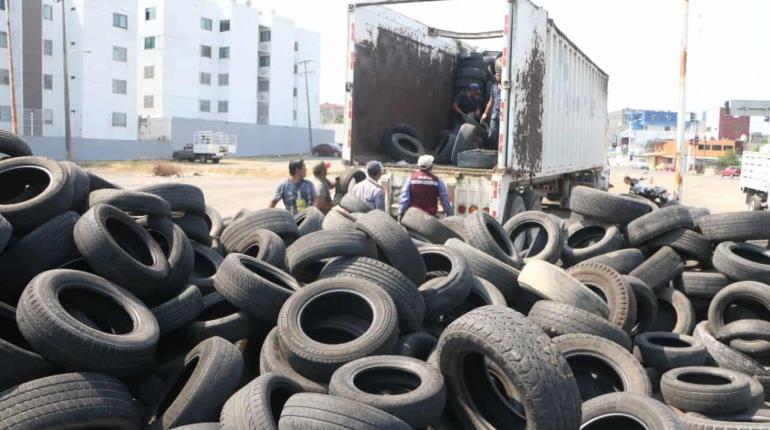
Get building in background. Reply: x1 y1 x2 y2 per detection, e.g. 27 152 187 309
0 0 138 139
608 108 696 157
320 102 344 143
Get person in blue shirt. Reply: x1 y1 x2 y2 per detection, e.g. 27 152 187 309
482 71 502 148
269 159 317 215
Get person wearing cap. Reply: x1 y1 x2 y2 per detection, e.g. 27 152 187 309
452 83 482 128
351 160 386 211
481 70 502 148
398 155 453 219
269 159 317 216
310 161 334 214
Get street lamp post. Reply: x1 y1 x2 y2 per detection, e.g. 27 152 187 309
58 0 72 160
297 60 314 155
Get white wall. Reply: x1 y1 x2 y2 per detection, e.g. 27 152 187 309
295 27 320 130
266 14 295 126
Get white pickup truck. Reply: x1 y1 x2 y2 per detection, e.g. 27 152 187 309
740 149 770 211
172 131 238 164
343 0 610 222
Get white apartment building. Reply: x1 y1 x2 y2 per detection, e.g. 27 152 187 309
137 0 320 129
0 0 138 139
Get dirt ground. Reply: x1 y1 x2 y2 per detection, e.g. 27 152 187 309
85 159 747 217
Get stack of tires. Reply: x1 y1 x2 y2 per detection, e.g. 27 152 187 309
3 132 770 429
453 51 495 109
379 123 426 164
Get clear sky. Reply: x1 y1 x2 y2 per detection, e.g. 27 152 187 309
261 0 770 112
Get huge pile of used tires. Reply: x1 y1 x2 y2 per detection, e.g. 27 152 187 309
4 154 770 429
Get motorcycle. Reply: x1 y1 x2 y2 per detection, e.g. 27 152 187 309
624 177 670 207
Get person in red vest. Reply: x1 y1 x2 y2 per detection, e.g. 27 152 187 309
398 154 454 219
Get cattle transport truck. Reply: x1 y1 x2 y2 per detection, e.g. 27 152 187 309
343 0 609 222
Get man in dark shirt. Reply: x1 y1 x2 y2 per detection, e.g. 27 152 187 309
453 83 482 128
269 159 317 215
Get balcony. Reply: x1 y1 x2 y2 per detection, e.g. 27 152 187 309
258 92 270 103
258 67 270 79
259 42 271 53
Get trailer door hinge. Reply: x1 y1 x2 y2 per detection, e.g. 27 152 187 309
345 82 353 93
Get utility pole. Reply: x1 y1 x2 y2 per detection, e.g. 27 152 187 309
673 0 689 202
58 0 72 160
297 60 314 154
5 0 17 134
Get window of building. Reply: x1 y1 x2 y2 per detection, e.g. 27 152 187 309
145 7 156 21
293 64 298 74
113 13 128 29
260 31 271 42
293 110 297 120
144 95 154 108
200 45 211 58
219 47 229 59
112 79 127 94
664 126 671 131
704 145 712 150
200 72 211 85
43 39 53 56
651 114 657 121
0 32 7 49
293 87 297 97
43 109 53 125
258 80 269 92
218 73 229 86
218 101 228 113
713 145 723 151
259 56 270 67
144 65 155 79
0 69 8 85
43 74 53 90
113 46 127 62
220 20 230 32
112 112 127 127
144 36 156 50
0 106 11 122
0 0 5 11
294 41 299 51
697 144 704 150
42 4 53 21
201 17 212 31
199 100 210 112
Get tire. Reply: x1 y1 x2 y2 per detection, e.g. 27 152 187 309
395 332 438 361
224 228 285 268
384 131 426 163
562 222 624 267
680 412 770 430
278 393 411 430
418 245 475 321
259 328 327 393
151 337 244 429
441 216 468 241
152 285 204 336
0 130 32 158
141 218 195 303
401 207 460 244
715 319 770 343
456 149 497 168
221 208 299 251
188 241 223 294
444 238 520 302
319 256 425 334
697 212 770 242
628 246 685 292
680 271 731 299
625 205 694 246
173 213 212 246
277 278 398 382
580 393 684 430
214 254 299 323
176 292 259 348
713 242 770 283
322 207 356 231
519 260 610 318
749 195 764 212
451 124 479 165
392 123 423 141
553 334 652 400
625 275 659 335
661 367 752 414
294 207 324 237
203 205 223 238
17 269 159 376
568 262 637 334
340 193 372 213
434 132 454 165
0 156 74 233
60 161 90 213
708 281 770 359
0 372 140 430
582 248 646 275
647 228 713 269
0 211 80 303
569 186 652 225
335 168 366 202
527 300 632 350
503 210 564 264
443 276 508 324
89 188 171 218
75 204 170 298
286 229 377 283
502 193 527 222
0 214 9 253
633 332 707 370
87 171 121 191
456 67 489 80
329 355 445 428
651 287 696 334
0 302 53 391
437 305 582 429
464 210 521 268
355 209 426 284
220 372 303 430
138 183 206 214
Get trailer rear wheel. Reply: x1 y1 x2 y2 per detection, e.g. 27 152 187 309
749 194 763 211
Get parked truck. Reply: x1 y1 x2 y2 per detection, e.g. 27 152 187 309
172 131 238 164
343 0 609 222
740 149 770 211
